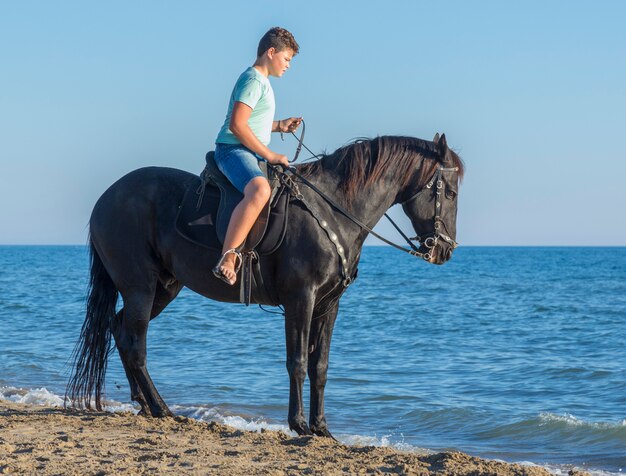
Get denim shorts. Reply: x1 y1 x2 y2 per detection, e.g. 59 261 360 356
214 143 266 193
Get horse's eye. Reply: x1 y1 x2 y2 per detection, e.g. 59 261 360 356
446 189 457 200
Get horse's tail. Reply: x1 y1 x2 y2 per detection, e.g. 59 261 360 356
65 237 118 410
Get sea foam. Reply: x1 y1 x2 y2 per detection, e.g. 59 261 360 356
0 385 136 413
0 386 64 407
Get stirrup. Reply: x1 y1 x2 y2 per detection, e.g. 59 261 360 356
212 249 242 285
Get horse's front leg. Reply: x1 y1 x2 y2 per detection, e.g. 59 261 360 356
308 302 338 438
284 293 314 435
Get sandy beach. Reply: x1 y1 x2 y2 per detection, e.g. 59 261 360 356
0 401 586 476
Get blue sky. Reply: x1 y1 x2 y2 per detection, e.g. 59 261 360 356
1 1 625 245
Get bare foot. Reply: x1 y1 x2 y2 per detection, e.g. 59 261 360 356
213 252 239 285
219 256 237 285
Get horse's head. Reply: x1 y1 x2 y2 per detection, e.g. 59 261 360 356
400 133 462 265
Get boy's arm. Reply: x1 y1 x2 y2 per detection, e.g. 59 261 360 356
230 102 289 167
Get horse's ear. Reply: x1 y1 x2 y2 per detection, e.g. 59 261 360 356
439 133 447 148
433 132 440 143
437 133 448 156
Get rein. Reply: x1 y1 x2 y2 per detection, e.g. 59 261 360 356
278 124 458 261
266 168 454 270
282 166 423 257
282 166 458 262
282 120 425 257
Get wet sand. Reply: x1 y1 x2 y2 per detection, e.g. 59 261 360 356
0 401 584 475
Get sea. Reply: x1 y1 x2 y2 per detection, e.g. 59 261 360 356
0 245 625 474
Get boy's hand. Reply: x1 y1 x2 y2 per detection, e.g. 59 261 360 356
279 117 303 133
268 152 290 168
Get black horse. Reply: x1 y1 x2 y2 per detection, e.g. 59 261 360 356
66 133 463 437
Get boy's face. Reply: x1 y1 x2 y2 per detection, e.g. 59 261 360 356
267 48 294 77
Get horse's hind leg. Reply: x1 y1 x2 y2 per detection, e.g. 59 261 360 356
111 309 149 413
308 303 338 438
114 286 173 417
111 281 182 415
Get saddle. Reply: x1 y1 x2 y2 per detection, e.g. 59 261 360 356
176 151 290 305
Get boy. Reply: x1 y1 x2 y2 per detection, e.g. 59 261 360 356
213 27 301 285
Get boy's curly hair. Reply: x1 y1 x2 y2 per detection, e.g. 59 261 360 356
257 27 299 57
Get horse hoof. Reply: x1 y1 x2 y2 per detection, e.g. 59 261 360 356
311 426 336 440
290 420 313 436
144 407 173 418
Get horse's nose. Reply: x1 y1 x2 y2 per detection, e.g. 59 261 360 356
445 248 453 261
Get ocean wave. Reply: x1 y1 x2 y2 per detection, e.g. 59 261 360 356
536 412 626 436
0 386 64 407
0 385 136 413
171 404 295 434
538 412 626 431
338 433 430 453
476 411 626 443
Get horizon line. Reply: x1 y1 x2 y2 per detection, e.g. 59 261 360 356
1 244 625 248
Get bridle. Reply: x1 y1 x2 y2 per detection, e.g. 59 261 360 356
401 165 460 259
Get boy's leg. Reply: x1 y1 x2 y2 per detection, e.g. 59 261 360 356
217 176 271 284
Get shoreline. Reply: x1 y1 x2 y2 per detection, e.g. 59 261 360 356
0 401 587 475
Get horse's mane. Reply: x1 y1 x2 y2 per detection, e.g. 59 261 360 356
298 136 464 206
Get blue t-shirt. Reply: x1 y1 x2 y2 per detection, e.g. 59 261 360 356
216 67 275 146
